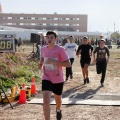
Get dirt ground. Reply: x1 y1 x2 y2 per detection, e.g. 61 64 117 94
0 45 120 120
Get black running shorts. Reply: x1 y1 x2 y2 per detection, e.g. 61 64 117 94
80 59 91 68
42 80 64 95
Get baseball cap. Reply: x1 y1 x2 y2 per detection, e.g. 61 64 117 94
100 39 106 42
69 35 74 38
83 36 88 39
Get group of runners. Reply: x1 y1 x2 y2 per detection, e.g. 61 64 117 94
38 31 110 120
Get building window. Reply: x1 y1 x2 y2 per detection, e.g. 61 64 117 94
12 17 20 19
66 24 69 26
8 23 12 25
20 17 24 19
62 18 66 20
31 23 36 25
46 18 54 20
31 17 35 20
20 23 24 25
72 24 77 26
58 18 62 20
2 17 6 19
3 23 8 25
8 17 12 19
66 18 69 20
73 18 79 20
24 23 31 25
69 24 73 26
70 18 73 20
54 18 58 20
38 18 43 20
12 23 16 25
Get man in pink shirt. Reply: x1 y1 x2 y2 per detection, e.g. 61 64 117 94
38 31 70 120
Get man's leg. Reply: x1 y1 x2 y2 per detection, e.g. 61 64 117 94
69 58 74 79
82 68 86 79
53 82 63 120
54 94 62 120
84 64 90 83
42 91 52 120
54 94 62 111
80 61 86 84
42 80 53 120
66 67 70 80
82 67 87 84
84 64 89 78
101 61 107 84
96 61 102 74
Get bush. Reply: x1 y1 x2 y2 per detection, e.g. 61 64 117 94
0 76 15 88
14 66 33 79
15 77 28 86
8 54 18 63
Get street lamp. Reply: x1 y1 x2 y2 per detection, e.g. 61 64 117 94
114 22 115 33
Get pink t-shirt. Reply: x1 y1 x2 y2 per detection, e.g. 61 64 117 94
41 45 69 83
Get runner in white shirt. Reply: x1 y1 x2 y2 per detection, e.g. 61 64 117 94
64 35 78 81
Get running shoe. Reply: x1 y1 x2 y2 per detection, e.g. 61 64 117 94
84 79 87 84
56 110 62 120
70 75 73 79
101 83 104 87
66 77 68 81
86 77 90 83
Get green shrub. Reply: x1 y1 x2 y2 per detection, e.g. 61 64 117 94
14 66 33 78
0 62 7 68
15 77 29 86
8 54 18 63
0 76 15 88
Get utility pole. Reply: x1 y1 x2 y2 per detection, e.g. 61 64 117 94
107 27 108 39
114 22 115 33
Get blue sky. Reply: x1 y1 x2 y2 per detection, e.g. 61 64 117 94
1 0 120 33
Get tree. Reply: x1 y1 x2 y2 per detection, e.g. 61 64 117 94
111 32 120 40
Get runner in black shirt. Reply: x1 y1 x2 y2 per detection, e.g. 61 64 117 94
76 36 93 84
93 39 110 87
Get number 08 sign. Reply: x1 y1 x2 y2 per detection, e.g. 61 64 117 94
0 39 15 52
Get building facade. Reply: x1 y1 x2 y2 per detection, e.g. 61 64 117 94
0 13 87 32
0 3 2 13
